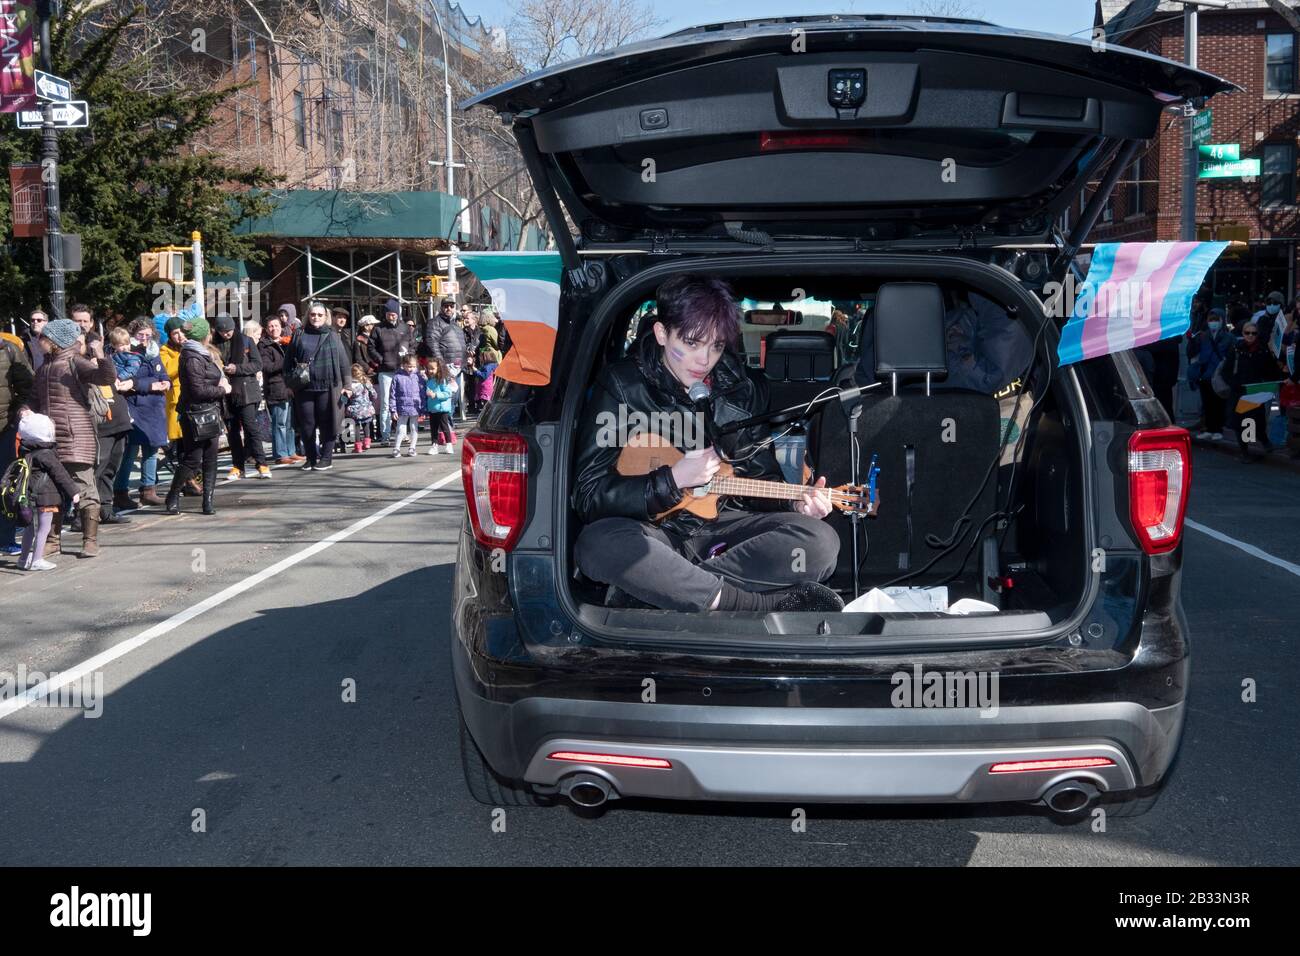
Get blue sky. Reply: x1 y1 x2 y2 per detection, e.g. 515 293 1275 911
458 0 1101 42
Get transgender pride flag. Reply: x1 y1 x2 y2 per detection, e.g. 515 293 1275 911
1057 242 1230 366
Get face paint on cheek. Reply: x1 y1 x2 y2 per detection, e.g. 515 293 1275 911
668 346 687 362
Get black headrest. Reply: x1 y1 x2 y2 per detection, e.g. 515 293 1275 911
765 330 835 382
874 282 947 378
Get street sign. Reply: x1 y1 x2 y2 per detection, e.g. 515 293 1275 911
443 280 460 296
1198 143 1239 162
1191 108 1213 146
1197 158 1261 179
15 101 89 129
435 255 463 271
34 70 72 103
43 233 81 272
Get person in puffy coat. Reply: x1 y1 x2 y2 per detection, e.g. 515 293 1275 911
111 319 171 511
25 318 116 557
15 412 80 571
388 354 424 457
423 357 455 454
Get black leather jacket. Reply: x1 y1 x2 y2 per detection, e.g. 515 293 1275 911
572 332 793 538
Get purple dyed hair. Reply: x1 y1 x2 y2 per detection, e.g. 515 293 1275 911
654 275 741 347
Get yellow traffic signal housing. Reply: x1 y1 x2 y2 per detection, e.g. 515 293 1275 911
140 249 187 282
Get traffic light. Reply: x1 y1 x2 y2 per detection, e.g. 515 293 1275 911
140 248 187 282
417 275 440 297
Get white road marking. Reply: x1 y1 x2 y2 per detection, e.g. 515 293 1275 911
1185 518 1300 578
0 470 463 720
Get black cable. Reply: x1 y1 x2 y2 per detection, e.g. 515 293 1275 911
876 299 1056 590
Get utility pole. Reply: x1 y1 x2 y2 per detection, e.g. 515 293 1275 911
37 0 64 321
1181 3 1199 242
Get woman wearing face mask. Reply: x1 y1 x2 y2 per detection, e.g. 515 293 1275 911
1190 307 1233 440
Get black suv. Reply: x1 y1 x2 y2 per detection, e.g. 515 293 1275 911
451 16 1231 817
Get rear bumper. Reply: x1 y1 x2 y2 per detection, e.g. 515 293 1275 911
527 738 1139 804
456 655 1185 803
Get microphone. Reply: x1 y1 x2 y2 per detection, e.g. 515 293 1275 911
687 381 720 449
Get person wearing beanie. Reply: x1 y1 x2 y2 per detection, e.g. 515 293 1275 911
426 296 467 423
369 297 414 443
24 317 115 557
212 312 269 480
331 307 354 358
165 317 230 515
14 412 80 570
157 315 191 486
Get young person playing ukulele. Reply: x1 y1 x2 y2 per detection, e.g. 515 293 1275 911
572 275 844 612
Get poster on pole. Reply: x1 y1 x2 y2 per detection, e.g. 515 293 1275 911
0 1 37 113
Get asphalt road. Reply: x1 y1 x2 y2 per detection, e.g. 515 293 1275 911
0 439 1295 866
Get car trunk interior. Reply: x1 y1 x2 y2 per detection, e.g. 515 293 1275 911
558 255 1096 646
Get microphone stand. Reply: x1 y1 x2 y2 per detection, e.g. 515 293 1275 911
713 381 881 436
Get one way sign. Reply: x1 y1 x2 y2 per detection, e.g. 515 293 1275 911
15 101 89 129
35 70 73 103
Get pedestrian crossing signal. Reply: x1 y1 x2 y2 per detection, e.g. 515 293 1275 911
417 275 440 297
140 249 186 282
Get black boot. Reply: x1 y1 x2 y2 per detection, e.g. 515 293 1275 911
201 487 216 515
165 468 190 515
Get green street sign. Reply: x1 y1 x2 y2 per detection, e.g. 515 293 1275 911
1198 158 1261 179
1198 143 1239 161
1191 108 1213 146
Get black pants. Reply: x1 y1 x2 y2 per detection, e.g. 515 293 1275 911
1199 381 1227 434
96 431 129 515
294 390 336 466
225 401 266 469
179 417 220 489
575 510 840 611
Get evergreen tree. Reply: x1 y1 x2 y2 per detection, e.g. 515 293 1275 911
0 1 277 319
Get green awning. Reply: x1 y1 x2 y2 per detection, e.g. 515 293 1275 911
237 190 468 241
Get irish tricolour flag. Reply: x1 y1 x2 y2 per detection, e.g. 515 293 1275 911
459 251 562 386
1057 242 1230 366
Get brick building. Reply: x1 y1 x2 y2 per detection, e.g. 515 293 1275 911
153 0 543 319
1093 0 1300 306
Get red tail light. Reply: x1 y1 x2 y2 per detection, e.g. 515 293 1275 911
548 751 673 770
988 757 1116 774
1128 427 1191 555
759 130 871 152
461 431 528 551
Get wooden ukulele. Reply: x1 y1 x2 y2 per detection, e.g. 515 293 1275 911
615 432 878 522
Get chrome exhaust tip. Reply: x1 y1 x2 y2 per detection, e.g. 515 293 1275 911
1042 778 1101 816
561 773 615 808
